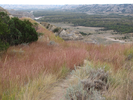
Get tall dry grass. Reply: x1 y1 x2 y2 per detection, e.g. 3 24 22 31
1 17 133 100
0 18 88 99
0 41 88 99
85 43 131 69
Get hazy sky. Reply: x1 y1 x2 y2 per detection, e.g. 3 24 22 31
1 0 133 5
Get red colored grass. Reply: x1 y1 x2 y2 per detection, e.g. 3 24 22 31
86 43 129 69
0 17 132 97
59 41 129 69
0 41 88 93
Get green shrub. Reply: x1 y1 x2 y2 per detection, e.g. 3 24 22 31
79 32 88 35
53 27 60 33
8 17 38 45
0 41 9 52
0 12 10 42
0 12 10 24
0 12 38 51
0 12 10 51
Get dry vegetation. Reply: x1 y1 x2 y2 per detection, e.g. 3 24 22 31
0 18 133 100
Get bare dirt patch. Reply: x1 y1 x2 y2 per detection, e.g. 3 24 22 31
48 75 72 100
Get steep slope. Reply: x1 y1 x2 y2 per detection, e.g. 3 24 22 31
0 6 10 14
40 22 83 41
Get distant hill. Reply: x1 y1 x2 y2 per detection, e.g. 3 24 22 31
0 4 63 10
72 4 133 14
0 6 10 14
1 4 133 14
0 6 34 19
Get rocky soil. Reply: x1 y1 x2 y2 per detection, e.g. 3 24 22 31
41 22 83 41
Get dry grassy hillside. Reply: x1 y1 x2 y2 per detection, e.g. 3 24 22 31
0 18 133 100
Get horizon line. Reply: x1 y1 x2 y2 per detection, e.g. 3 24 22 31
0 3 133 5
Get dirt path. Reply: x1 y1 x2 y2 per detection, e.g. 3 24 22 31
48 74 74 100
105 36 126 43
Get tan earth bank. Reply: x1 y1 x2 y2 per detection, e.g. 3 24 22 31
41 22 133 44
40 22 83 41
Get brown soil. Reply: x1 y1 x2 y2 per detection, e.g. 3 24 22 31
48 74 73 100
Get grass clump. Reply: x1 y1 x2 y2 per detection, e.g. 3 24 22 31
124 46 133 61
16 73 58 100
105 67 133 100
16 65 70 100
38 32 44 37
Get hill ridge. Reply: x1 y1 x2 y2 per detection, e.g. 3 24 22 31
0 6 10 14
1 4 133 14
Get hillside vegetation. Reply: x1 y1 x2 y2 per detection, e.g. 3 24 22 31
0 12 133 100
0 12 38 52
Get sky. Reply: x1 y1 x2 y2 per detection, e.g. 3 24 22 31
0 0 133 5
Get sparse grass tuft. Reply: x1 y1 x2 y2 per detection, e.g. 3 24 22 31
16 73 58 100
105 67 133 100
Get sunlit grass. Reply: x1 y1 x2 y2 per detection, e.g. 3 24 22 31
105 66 133 100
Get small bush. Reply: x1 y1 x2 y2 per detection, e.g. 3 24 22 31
53 27 60 33
80 32 88 35
65 82 105 100
0 41 9 51
65 64 108 100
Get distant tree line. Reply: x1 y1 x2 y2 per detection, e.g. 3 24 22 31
34 10 133 34
0 12 38 51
